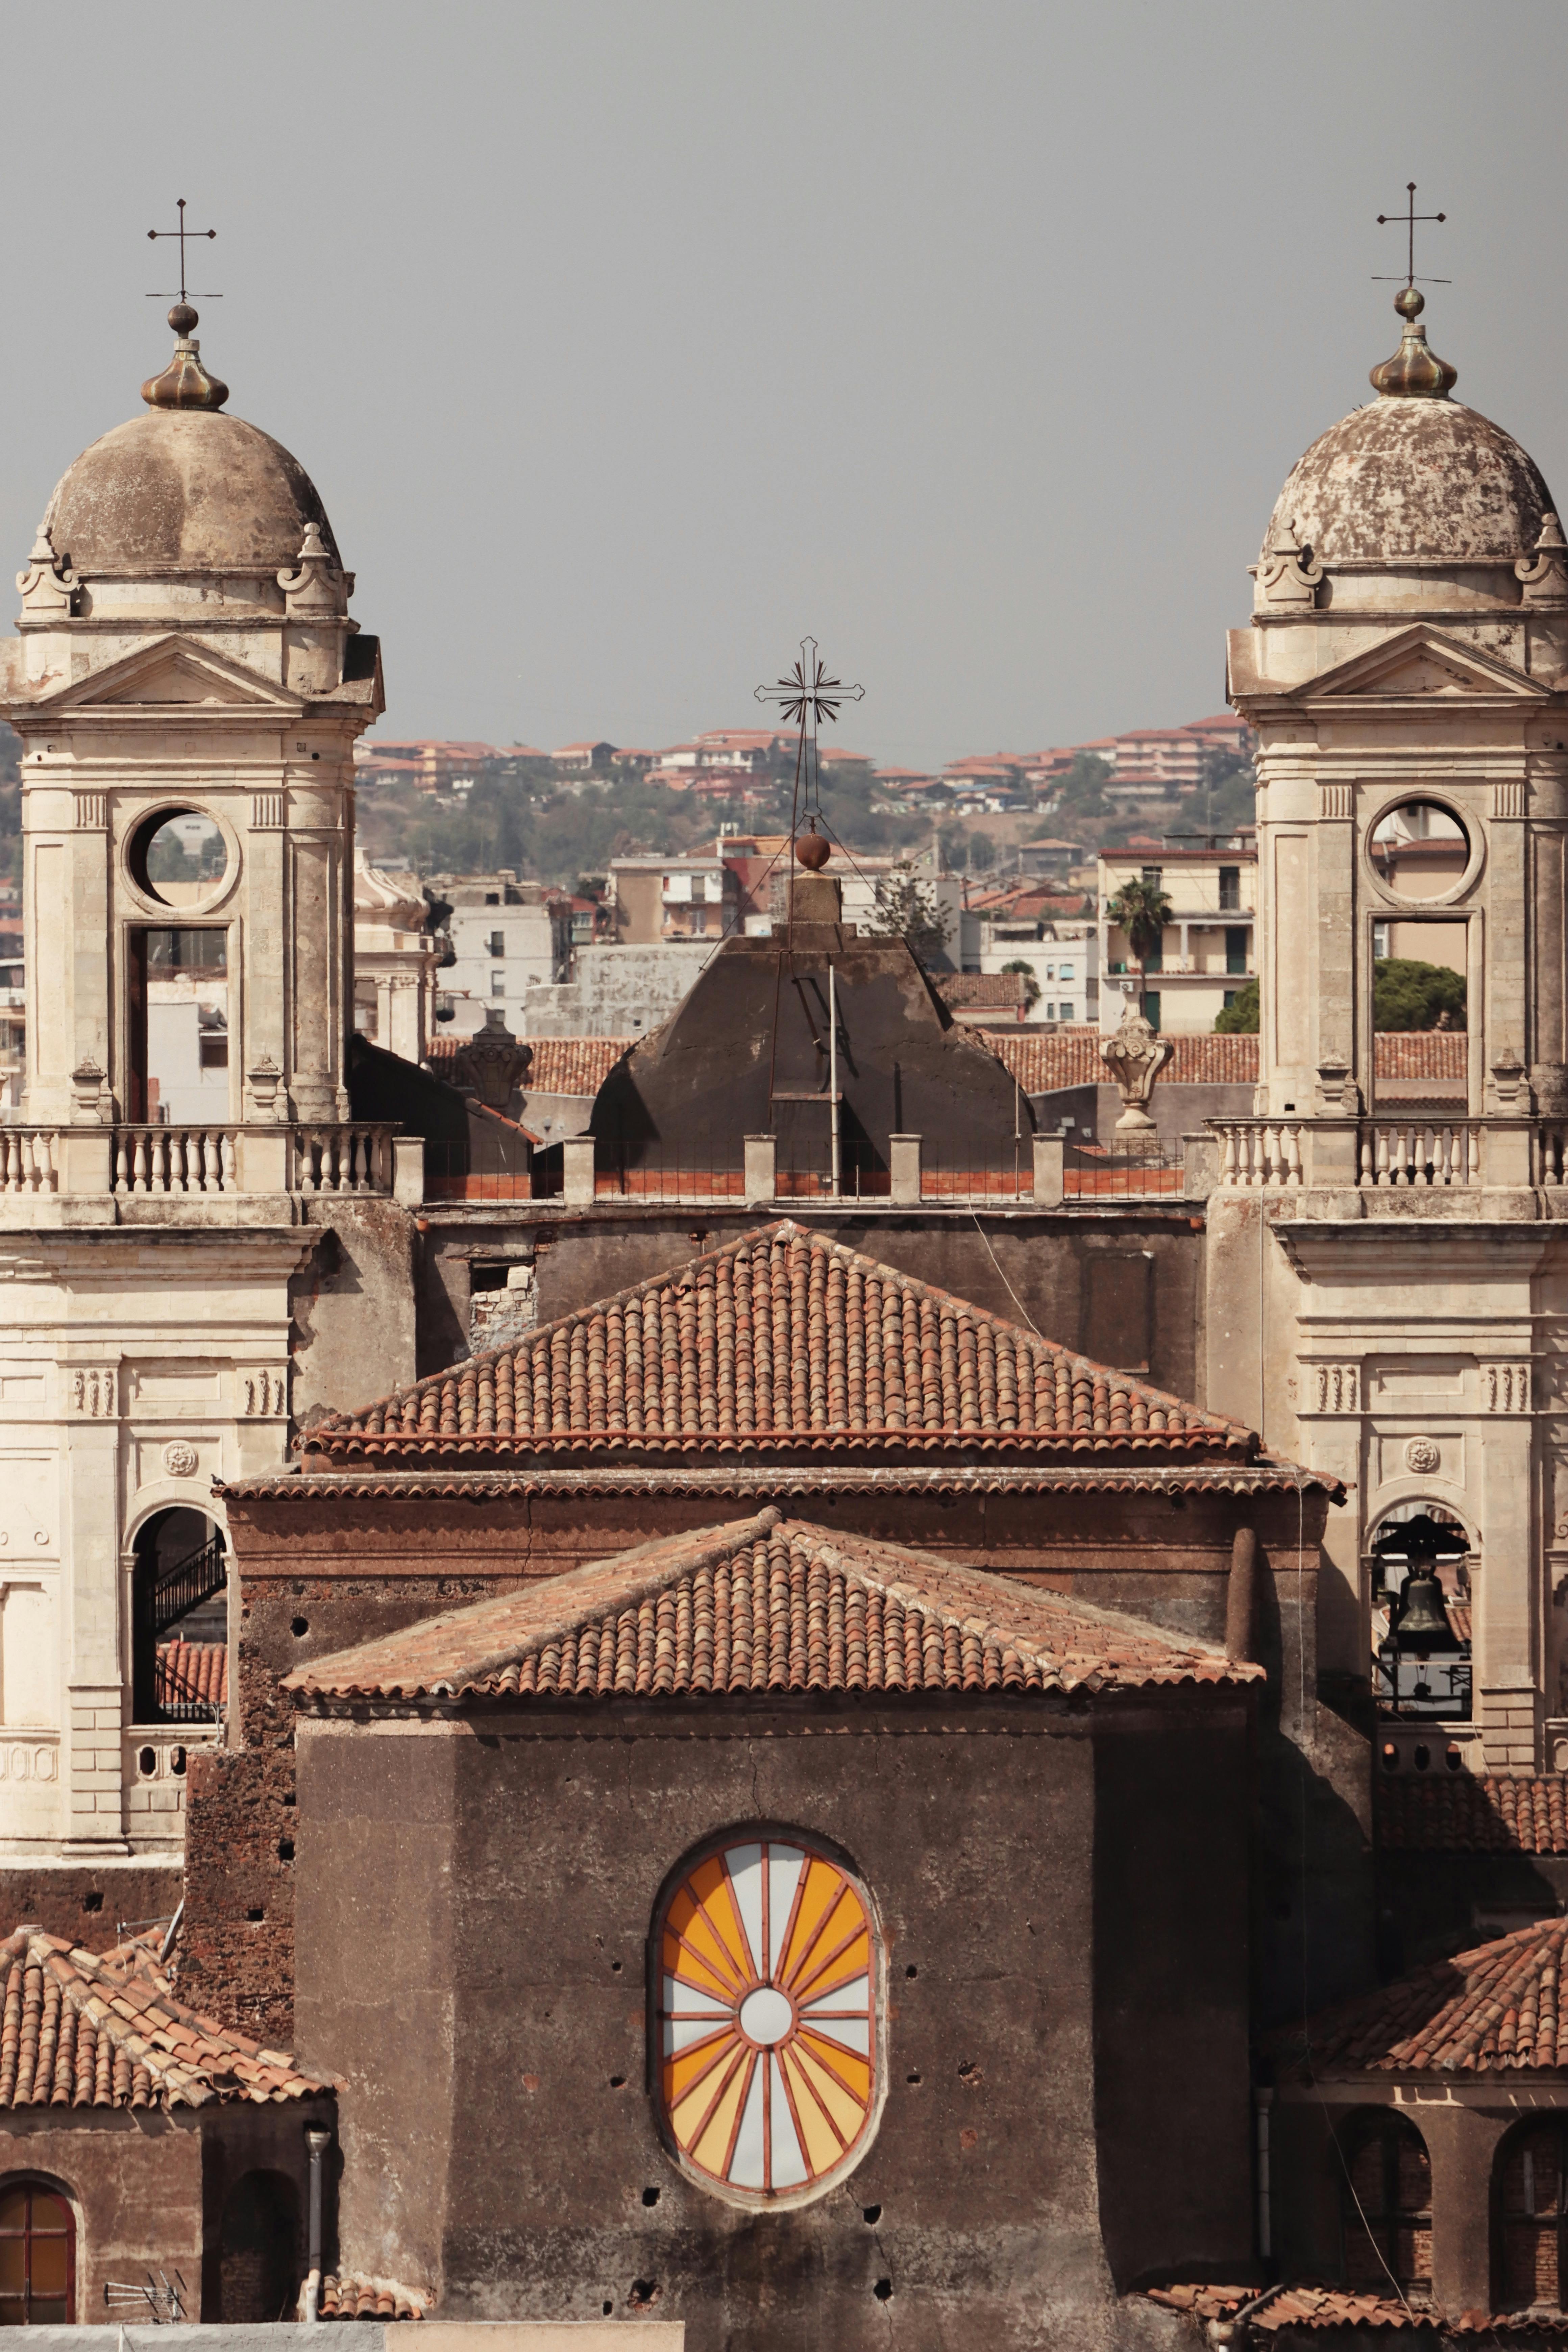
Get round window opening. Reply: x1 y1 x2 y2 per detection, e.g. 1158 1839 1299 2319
656 1835 879 2202
1370 802 1470 901
129 810 228 908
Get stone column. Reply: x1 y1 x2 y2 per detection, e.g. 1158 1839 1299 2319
1475 1362 1540 1769
60 1366 127 1852
888 1135 922 1204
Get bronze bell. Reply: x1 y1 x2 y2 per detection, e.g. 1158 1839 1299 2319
1395 1566 1459 1652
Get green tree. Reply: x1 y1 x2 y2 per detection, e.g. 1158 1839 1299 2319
1214 979 1259 1033
1105 875 1172 1014
867 868 953 967
1051 751 1113 818
1001 957 1041 1012
1374 957 1466 1032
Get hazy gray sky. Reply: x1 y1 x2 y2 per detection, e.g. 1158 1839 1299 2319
6 2 1566 769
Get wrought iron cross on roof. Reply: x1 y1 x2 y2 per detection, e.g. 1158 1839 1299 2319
754 637 863 820
1375 181 1449 288
145 198 220 304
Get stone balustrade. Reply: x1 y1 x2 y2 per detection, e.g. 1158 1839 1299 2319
0 1121 419 1214
1358 1119 1480 1189
1209 1117 1513 1192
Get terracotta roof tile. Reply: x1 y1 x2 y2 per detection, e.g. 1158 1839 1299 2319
1273 1915 1568 2075
303 1221 1257 1467
936 973 1030 1007
980 1030 1463 1094
318 2273 429 2322
1379 1773 1568 1853
284 1507 1261 1705
1147 2285 1437 2329
154 1639 227 1714
0 1928 337 2110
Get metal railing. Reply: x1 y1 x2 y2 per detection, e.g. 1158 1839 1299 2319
115 1126 238 1195
1063 1135 1185 1201
151 1533 228 1636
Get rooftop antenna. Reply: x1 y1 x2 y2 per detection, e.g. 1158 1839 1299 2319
1374 181 1449 290
145 198 221 304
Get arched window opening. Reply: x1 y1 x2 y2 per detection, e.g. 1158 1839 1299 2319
130 1508 228 1728
654 1832 881 2205
219 2169 299 2323
1500 2123 1568 2309
0 2177 76 2324
1370 1504 1472 1725
1341 2113 1432 2298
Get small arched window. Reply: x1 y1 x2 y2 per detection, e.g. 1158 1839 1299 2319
1342 2113 1432 2297
0 2177 76 2324
1500 2123 1568 2308
219 2169 300 2323
655 1834 881 2203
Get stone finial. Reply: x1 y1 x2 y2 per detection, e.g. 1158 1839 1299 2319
1254 517 1324 611
69 1057 114 1126
450 1008 533 1110
278 521 348 617
1315 1057 1360 1116
1369 285 1457 400
1517 512 1568 607
17 525 77 617
1489 1046 1531 1112
142 303 229 412
245 1052 285 1122
1099 1004 1172 1132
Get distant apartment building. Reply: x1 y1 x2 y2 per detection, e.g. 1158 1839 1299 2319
1097 838 1257 1033
611 852 739 944
439 871 572 1037
969 882 1099 1025
1024 713 1253 795
354 738 507 792
551 741 617 772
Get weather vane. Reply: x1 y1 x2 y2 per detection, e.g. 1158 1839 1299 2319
1374 181 1449 289
145 199 220 304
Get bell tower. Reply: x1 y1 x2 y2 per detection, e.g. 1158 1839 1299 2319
3 301 383 1146
1212 278 1568 1777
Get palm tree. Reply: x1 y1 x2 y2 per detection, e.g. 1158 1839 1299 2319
1106 876 1173 1022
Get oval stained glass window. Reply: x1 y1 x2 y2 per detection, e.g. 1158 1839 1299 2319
657 1836 879 2200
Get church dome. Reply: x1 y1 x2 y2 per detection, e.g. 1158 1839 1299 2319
43 408 340 579
1263 290 1554 569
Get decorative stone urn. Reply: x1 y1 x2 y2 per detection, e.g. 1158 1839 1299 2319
1100 1006 1172 1133
450 1009 533 1111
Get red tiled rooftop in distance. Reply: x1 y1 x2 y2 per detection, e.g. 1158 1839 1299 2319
301 1221 1261 1465
1147 2284 1498 2331
1272 1914 1568 2075
0 1928 337 2110
284 1508 1263 1706
154 1638 227 1713
1379 1771 1568 1853
981 1030 1463 1094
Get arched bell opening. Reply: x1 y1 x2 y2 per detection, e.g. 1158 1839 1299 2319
129 1505 228 1728
1368 1502 1473 1745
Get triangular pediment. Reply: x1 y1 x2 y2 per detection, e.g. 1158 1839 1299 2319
1303 624 1549 704
28 634 301 715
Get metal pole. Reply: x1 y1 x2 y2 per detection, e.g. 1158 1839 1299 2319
304 2127 331 2320
829 964 839 1200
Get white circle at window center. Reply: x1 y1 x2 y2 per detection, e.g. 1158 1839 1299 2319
739 1986 794 2046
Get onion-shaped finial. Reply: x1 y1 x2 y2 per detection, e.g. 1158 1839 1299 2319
142 304 229 411
1370 285 1457 400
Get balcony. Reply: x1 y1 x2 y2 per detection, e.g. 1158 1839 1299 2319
0 1121 422 1224
1203 1117 1568 1197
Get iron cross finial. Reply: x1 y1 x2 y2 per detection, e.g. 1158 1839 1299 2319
146 198 219 305
1375 181 1449 288
754 638 864 737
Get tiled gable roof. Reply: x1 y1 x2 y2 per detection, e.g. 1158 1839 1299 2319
284 1506 1261 1705
1273 1916 1568 2076
303 1221 1254 1465
1145 2286 1529 2332
1379 1772 1568 1853
980 1029 1463 1095
154 1638 227 1713
936 972 1029 1007
0 1928 337 2109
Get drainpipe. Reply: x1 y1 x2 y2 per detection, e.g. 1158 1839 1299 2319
828 963 839 1200
304 2126 332 2321
1253 2087 1273 2260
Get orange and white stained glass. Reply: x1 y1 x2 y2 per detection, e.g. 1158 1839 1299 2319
657 1838 879 2198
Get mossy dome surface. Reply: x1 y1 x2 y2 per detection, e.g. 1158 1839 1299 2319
42 408 340 577
1264 395 1554 568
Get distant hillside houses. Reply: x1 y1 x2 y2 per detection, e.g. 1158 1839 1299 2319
352 712 1253 809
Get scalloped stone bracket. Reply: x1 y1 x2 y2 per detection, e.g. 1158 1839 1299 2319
1254 517 1323 611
